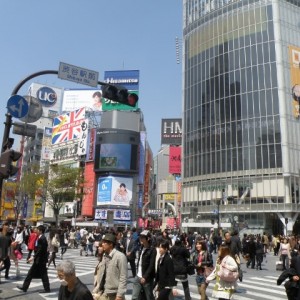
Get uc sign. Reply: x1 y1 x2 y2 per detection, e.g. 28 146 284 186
37 87 57 107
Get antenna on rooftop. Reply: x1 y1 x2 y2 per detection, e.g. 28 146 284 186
175 36 182 64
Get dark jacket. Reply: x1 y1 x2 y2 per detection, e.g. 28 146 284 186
191 250 213 273
136 246 157 282
277 268 299 300
28 234 49 279
277 268 298 285
256 241 264 255
229 235 242 256
58 277 93 300
34 234 48 264
0 233 10 260
123 236 138 260
247 238 256 256
291 254 300 273
170 245 190 275
155 252 176 289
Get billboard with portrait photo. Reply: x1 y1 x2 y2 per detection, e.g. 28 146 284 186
97 176 133 207
62 89 103 112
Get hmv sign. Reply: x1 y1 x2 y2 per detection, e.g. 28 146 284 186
161 118 182 145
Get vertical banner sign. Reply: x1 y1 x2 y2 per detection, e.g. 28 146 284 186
138 189 143 209
169 146 182 174
82 162 95 217
138 132 146 184
42 127 52 160
22 195 28 218
77 119 88 156
86 128 96 161
289 45 300 118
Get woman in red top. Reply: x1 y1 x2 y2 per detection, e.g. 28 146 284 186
27 227 38 261
191 240 213 300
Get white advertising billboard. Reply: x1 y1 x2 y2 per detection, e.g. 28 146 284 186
62 89 103 112
41 127 52 160
97 176 133 207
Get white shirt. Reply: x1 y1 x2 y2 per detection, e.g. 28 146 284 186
15 232 23 244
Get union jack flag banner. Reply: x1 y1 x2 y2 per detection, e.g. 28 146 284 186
52 107 86 145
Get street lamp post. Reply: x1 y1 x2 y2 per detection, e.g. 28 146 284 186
217 200 221 233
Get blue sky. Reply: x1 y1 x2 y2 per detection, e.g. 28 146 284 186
0 0 182 155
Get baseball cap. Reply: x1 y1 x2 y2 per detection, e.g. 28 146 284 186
102 233 116 244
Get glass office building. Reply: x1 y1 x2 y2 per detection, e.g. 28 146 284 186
181 0 300 234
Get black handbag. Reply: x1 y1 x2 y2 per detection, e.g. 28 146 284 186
187 261 195 275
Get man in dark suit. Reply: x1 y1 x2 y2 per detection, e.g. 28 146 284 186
17 225 50 293
123 229 139 277
223 231 242 257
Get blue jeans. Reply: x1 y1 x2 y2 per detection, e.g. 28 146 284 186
131 276 155 300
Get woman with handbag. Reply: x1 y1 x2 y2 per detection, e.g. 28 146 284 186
191 240 213 300
170 238 192 300
48 231 59 268
206 245 239 300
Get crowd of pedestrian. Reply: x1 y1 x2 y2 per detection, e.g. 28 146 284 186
2 222 300 299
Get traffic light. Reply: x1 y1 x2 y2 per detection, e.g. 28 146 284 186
102 85 139 107
0 149 22 178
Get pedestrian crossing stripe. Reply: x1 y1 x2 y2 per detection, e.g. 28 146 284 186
9 249 97 291
5 249 287 300
182 275 286 300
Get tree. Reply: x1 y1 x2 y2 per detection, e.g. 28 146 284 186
12 163 45 225
46 164 85 226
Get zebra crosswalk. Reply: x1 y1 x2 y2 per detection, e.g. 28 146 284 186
7 248 98 299
2 249 288 300
171 275 287 300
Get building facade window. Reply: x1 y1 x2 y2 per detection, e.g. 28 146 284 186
182 0 300 234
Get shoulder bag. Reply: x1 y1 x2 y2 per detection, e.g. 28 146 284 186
217 256 239 282
204 251 214 277
204 266 214 277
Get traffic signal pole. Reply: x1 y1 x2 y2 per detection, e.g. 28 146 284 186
0 70 60 221
0 69 112 222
